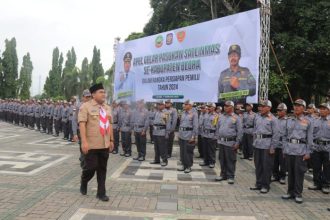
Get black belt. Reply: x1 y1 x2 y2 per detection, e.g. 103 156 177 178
135 125 145 128
315 140 330 145
179 127 193 131
244 125 253 129
154 124 165 129
256 134 272 139
219 137 236 142
204 129 216 133
288 139 306 144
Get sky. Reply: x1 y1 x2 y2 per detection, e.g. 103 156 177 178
0 0 152 96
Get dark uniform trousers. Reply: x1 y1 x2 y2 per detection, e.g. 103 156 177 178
113 128 120 152
273 148 286 180
121 131 132 154
29 116 34 128
55 119 61 135
81 149 109 196
254 148 274 189
154 135 168 162
149 125 154 143
197 135 204 158
311 151 330 188
167 131 175 157
68 120 73 140
24 115 29 127
62 121 69 139
242 133 254 158
179 138 194 168
19 115 24 126
35 117 40 130
203 137 216 165
219 144 237 179
47 116 53 134
135 132 146 158
41 117 47 132
286 155 307 197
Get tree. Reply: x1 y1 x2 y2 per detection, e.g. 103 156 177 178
91 46 104 84
1 38 18 98
18 53 33 99
43 47 63 97
62 47 79 100
79 57 92 96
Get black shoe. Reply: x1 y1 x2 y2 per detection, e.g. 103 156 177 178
150 161 160 164
138 157 145 161
80 182 87 195
124 153 131 157
133 157 139 160
260 188 269 194
184 167 192 173
112 150 118 154
308 185 321 190
160 161 168 167
327 208 330 212
120 153 125 156
240 157 248 160
250 186 261 191
199 162 209 166
215 176 227 181
271 177 279 182
295 196 303 204
248 157 253 161
279 178 286 185
177 166 185 171
281 194 294 200
167 155 172 159
209 164 215 168
96 195 109 202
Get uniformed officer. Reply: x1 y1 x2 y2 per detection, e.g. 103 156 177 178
68 99 76 142
272 103 288 184
150 100 171 167
177 100 198 173
34 100 41 131
78 83 114 202
53 101 61 136
308 103 330 194
242 103 256 160
250 100 279 194
72 89 91 168
197 104 207 158
118 101 133 157
148 104 157 144
200 103 219 168
218 45 256 104
18 101 24 126
165 100 178 158
46 100 54 134
110 100 120 154
281 99 313 204
61 101 70 140
115 52 135 102
306 104 318 172
40 100 47 133
215 100 243 184
132 99 149 161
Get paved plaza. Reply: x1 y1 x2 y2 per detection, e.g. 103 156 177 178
0 121 329 220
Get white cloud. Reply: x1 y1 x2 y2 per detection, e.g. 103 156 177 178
0 0 152 96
